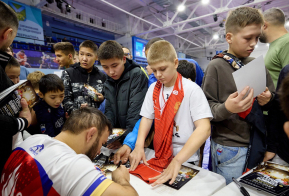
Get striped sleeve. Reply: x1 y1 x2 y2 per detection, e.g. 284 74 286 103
83 176 113 196
17 118 28 132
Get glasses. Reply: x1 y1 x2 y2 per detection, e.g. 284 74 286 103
124 53 130 56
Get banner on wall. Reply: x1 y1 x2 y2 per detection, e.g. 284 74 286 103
3 0 44 45
13 49 59 69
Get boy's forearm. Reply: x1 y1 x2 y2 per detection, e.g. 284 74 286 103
135 117 153 149
174 119 211 164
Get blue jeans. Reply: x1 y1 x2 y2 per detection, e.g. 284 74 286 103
211 139 248 184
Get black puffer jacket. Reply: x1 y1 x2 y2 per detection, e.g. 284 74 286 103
62 63 107 114
104 59 148 138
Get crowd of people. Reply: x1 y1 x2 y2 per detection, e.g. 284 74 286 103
1 1 289 195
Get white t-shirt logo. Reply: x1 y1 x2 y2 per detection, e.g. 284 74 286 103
173 90 178 95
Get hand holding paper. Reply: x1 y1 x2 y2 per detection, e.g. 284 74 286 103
232 56 266 98
257 87 272 106
225 87 254 114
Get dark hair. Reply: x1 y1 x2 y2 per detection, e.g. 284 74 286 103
79 40 98 55
145 37 164 52
62 107 112 135
98 40 124 61
0 1 19 31
53 42 75 56
39 74 64 95
177 60 196 82
20 50 24 53
6 57 20 69
280 75 289 119
6 45 13 54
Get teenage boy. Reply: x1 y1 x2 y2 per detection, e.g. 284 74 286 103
98 40 148 149
202 7 275 184
5 57 20 84
1 107 138 196
62 40 106 114
0 1 31 173
259 8 289 88
129 40 212 186
30 74 65 137
54 42 75 69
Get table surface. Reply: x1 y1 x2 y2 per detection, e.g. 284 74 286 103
212 170 273 196
101 147 226 196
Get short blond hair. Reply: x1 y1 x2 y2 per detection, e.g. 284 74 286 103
225 7 264 33
147 40 177 65
27 71 45 89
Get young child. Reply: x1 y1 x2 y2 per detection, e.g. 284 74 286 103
54 42 75 69
129 40 212 186
27 71 45 94
5 57 20 84
202 7 275 184
31 74 65 137
61 40 106 114
98 40 148 149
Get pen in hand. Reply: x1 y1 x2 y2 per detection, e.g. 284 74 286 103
232 177 250 196
117 160 122 168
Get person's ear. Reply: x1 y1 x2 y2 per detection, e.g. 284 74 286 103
2 28 13 41
38 92 44 99
284 121 289 139
95 54 98 61
123 56 126 63
68 54 73 60
86 127 97 143
263 21 268 30
226 32 233 44
174 58 179 69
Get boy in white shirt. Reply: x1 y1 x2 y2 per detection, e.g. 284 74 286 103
129 40 212 186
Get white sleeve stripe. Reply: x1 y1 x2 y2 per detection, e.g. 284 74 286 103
17 118 25 131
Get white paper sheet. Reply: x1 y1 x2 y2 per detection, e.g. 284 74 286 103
232 56 266 98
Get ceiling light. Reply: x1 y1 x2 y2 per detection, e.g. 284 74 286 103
177 4 185 12
202 0 209 5
213 34 218 40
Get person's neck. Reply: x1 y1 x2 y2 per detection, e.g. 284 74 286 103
54 131 85 154
227 49 242 59
65 60 74 69
267 27 288 43
164 72 178 87
86 66 93 73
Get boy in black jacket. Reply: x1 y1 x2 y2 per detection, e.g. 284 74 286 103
0 1 31 173
98 40 148 149
61 40 106 114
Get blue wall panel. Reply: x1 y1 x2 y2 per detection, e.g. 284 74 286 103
42 14 115 44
